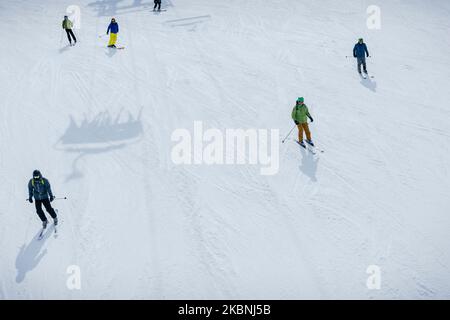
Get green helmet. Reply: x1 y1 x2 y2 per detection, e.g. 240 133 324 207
297 97 304 103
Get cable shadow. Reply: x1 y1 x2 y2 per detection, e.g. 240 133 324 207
106 47 118 58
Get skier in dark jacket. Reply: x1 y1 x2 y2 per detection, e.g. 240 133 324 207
353 38 370 75
153 0 162 11
62 15 77 46
28 170 58 228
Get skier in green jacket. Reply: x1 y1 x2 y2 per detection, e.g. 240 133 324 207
62 15 77 46
291 97 314 147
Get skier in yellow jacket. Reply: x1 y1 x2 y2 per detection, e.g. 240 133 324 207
62 15 77 46
291 97 314 147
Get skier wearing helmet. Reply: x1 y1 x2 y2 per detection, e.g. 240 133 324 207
28 170 58 228
62 15 77 46
353 38 370 75
291 97 314 148
106 18 119 48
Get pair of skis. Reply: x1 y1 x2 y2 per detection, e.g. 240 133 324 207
108 45 125 50
360 71 374 79
37 209 59 240
295 140 323 155
37 223 57 240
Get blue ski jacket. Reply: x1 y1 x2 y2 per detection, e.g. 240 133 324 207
107 22 119 34
353 43 369 58
28 178 54 201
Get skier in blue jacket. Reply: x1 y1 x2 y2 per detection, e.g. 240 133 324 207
353 38 370 75
28 170 58 228
107 18 119 48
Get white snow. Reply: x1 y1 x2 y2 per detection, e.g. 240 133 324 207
1 0 450 299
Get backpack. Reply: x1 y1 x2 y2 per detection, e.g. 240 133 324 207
31 178 44 187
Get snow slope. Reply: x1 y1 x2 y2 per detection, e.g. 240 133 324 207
1 0 450 299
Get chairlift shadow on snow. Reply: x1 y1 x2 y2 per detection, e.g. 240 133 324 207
164 15 211 32
299 147 319 182
15 227 54 283
55 109 144 181
87 0 174 17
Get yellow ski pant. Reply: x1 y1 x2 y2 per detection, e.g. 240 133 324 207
108 33 117 46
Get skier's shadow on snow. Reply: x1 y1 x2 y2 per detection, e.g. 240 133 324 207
59 45 70 54
15 227 54 283
299 148 319 182
106 47 118 58
360 77 377 92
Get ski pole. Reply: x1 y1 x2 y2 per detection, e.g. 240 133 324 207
282 125 296 143
25 197 67 201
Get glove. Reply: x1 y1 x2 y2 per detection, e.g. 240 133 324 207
28 198 33 203
50 195 55 202
294 120 299 125
309 117 314 123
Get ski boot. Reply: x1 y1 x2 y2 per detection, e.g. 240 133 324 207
42 220 48 229
298 140 306 148
53 218 58 226
306 139 315 147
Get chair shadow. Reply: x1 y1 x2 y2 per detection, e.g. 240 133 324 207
15 226 54 283
299 147 319 182
164 15 212 31
56 109 143 181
